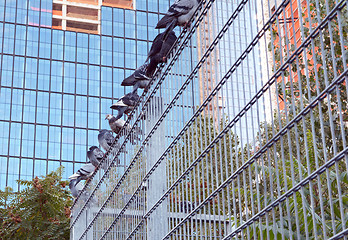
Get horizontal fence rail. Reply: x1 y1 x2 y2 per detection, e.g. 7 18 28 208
70 0 348 239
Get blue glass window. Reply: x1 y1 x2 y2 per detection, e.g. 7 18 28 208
52 30 63 60
33 159 47 178
88 65 100 96
0 122 9 156
113 8 124 37
20 158 34 183
77 33 88 64
16 0 28 24
101 36 112 66
3 24 15 55
0 157 8 189
125 10 135 38
11 89 24 122
88 97 100 129
39 28 51 59
75 129 87 161
7 158 20 190
27 26 39 57
125 39 136 69
136 12 148 40
101 67 112 98
1 55 13 87
49 93 62 125
9 123 22 156
48 126 61 159
35 125 48 158
25 58 38 89
21 124 35 158
38 59 50 91
89 35 100 65
5 0 16 23
51 61 63 92
62 94 74 127
23 90 36 123
75 96 87 128
15 25 27 56
101 7 112 36
0 88 11 121
64 31 76 62
63 62 75 94
113 38 124 67
76 64 88 95
36 91 49 124
61 128 74 160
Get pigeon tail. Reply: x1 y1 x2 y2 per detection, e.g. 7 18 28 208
115 108 125 120
162 18 178 41
121 75 136 86
68 173 80 180
156 15 175 29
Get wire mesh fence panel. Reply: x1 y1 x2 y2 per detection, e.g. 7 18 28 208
70 0 348 239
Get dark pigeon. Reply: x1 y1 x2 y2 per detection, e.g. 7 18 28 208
156 0 200 40
98 129 115 152
110 92 140 120
87 146 107 171
146 31 177 76
121 63 152 93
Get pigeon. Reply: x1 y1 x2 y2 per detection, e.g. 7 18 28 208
121 64 152 93
98 129 115 152
87 146 107 170
105 114 127 135
68 163 95 185
146 31 177 76
155 0 200 40
69 179 84 198
69 180 94 203
110 92 140 120
105 114 142 145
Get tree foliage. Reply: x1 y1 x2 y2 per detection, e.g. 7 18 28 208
0 166 72 240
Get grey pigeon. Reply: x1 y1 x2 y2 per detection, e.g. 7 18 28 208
69 180 93 203
156 0 200 40
68 163 95 185
69 179 84 198
146 31 177 76
105 114 126 135
110 92 140 120
98 129 115 151
87 146 107 170
121 64 152 93
105 114 142 145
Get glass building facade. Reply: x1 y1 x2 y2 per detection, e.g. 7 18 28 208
0 0 183 191
0 0 261 191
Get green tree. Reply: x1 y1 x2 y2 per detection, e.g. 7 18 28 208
0 166 72 240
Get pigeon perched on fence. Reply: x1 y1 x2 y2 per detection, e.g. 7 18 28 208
105 114 127 135
121 64 152 93
146 31 177 76
105 114 142 145
98 129 115 152
110 92 140 120
156 0 200 40
87 146 107 171
68 163 95 185
69 179 84 198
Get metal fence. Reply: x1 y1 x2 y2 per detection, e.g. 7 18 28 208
70 0 348 239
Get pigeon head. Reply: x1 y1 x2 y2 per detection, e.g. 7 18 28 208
99 129 110 134
105 114 114 120
89 146 99 151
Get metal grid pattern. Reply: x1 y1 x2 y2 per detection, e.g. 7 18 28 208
0 0 172 190
71 0 348 238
